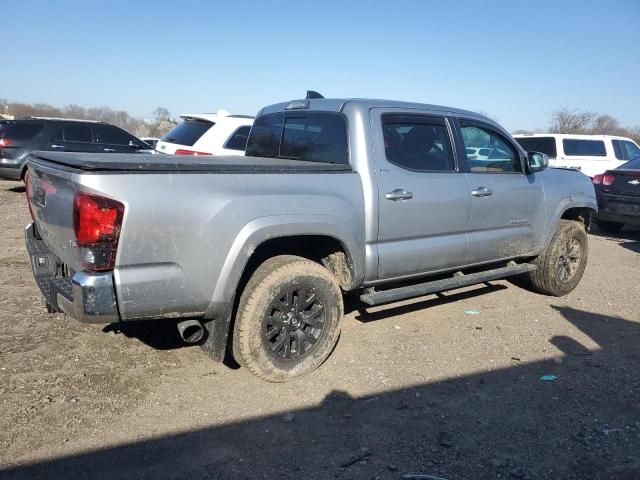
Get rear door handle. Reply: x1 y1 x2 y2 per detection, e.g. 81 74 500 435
471 187 493 197
385 189 414 201
50 144 65 150
103 148 116 152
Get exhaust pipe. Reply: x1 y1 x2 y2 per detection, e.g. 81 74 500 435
177 320 205 344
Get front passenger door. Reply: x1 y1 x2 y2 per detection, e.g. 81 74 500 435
457 120 545 264
94 125 145 153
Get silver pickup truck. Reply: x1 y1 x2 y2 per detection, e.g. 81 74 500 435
25 96 597 382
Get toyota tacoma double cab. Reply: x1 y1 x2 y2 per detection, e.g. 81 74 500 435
25 93 597 382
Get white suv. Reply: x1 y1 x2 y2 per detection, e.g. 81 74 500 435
156 110 254 156
513 133 640 178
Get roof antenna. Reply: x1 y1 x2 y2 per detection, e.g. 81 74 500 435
306 90 324 99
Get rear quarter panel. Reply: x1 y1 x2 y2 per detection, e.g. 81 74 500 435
76 171 365 320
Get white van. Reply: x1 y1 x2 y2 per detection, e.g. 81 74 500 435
513 134 640 178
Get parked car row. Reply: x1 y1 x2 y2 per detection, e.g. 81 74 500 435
513 133 640 178
0 117 153 180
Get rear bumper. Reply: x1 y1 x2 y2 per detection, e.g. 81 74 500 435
26 223 120 323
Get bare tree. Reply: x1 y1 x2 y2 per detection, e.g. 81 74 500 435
549 107 597 134
153 107 171 123
590 114 622 136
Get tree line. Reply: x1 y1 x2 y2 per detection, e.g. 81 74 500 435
0 99 177 138
513 107 640 143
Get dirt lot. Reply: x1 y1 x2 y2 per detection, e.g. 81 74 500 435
0 178 638 480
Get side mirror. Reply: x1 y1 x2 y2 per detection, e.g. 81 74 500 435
526 151 548 173
129 140 142 149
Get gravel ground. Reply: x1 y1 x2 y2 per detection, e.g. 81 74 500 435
0 178 638 480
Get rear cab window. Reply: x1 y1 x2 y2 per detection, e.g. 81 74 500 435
161 119 214 146
562 139 606 156
246 111 349 164
514 137 557 158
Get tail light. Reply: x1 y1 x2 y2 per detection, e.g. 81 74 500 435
174 149 212 156
24 169 35 221
0 138 13 148
73 192 125 271
592 174 615 186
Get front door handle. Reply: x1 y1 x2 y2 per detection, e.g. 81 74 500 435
385 189 414 201
103 148 116 152
471 187 493 197
50 144 65 150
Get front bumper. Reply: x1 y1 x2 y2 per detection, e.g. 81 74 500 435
25 223 120 323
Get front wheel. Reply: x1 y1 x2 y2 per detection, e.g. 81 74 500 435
528 220 588 297
232 255 343 382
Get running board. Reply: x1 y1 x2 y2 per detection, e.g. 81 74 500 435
360 263 536 307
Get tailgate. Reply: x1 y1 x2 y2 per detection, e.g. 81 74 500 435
27 162 84 272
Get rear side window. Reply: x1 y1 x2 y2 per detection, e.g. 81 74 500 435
563 139 606 156
246 112 349 164
95 125 133 145
612 140 624 160
53 125 93 143
0 123 45 141
161 119 213 147
514 137 557 158
381 114 454 172
224 126 251 151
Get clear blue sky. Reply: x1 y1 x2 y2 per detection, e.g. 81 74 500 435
3 0 639 131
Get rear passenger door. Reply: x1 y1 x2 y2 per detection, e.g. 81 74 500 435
456 119 545 264
93 125 145 153
373 111 470 280
49 124 98 152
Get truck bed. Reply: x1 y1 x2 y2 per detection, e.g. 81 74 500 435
29 151 352 173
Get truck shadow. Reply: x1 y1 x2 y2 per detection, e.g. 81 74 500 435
3 306 639 480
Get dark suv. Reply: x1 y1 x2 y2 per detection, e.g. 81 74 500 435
0 118 152 180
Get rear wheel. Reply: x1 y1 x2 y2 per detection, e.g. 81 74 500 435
528 220 588 297
232 255 343 382
595 219 624 232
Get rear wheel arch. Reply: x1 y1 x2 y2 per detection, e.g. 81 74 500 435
238 234 358 294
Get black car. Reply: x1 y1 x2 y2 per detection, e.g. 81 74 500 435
593 155 640 231
0 117 151 181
